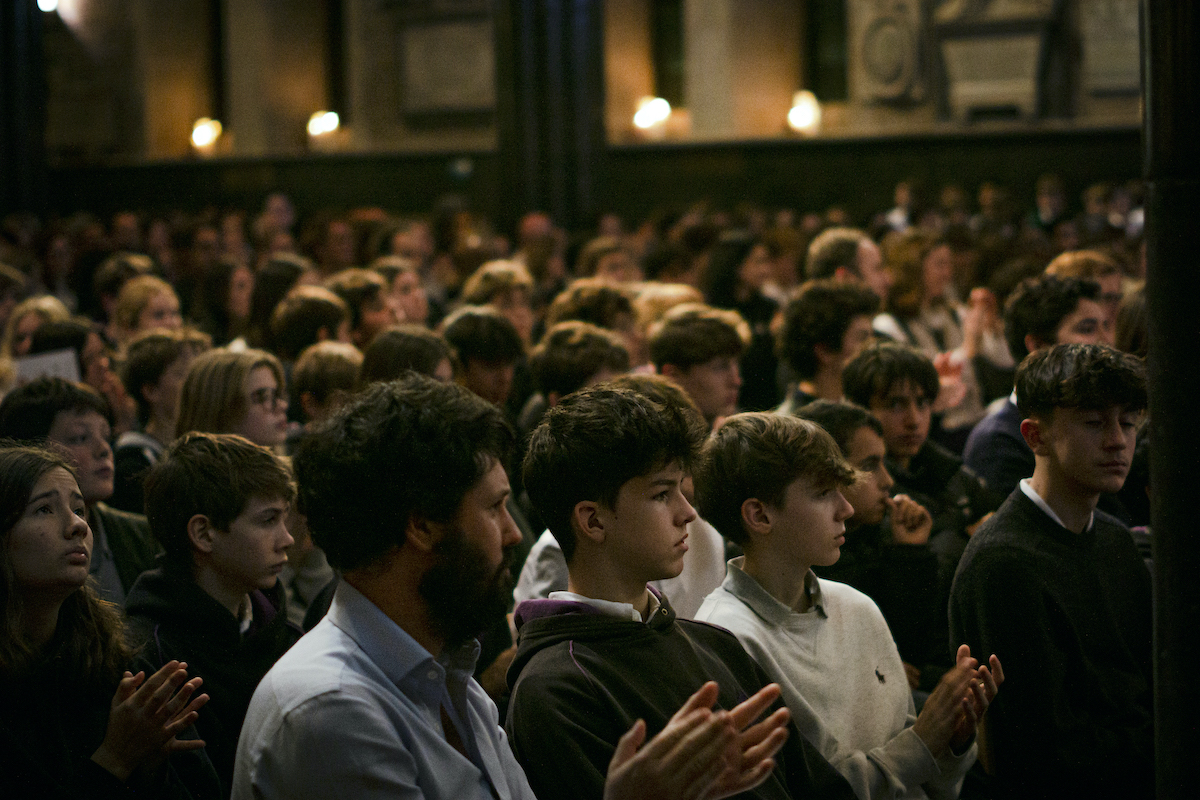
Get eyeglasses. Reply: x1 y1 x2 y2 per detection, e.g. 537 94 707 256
249 387 285 408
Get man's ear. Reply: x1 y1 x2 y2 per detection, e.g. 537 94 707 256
187 514 215 554
571 500 605 546
740 498 773 538
405 515 441 554
1021 416 1047 453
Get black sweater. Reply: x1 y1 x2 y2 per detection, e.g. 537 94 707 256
949 489 1153 799
126 567 300 796
506 595 856 800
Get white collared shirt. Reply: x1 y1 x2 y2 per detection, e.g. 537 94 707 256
1019 478 1094 532
548 589 661 622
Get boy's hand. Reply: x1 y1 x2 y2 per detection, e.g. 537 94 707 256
950 648 1004 751
603 682 789 800
912 646 978 758
889 494 933 545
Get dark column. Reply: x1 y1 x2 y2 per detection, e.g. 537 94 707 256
1143 2 1200 798
0 0 46 215
495 0 606 234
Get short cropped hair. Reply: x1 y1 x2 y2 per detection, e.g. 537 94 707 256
269 286 349 362
358 325 453 387
605 373 704 422
544 278 635 329
695 413 855 545
842 341 939 408
777 280 879 379
176 348 286 438
292 341 363 407
1015 343 1146 420
324 268 388 333
144 432 295 572
530 321 630 399
440 305 524 365
806 227 867 281
794 399 884 456
523 385 706 562
461 260 533 306
121 328 212 425
293 375 514 571
574 237 625 278
1003 275 1101 362
648 302 750 370
0 377 113 442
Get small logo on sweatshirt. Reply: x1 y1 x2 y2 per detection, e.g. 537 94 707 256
875 669 886 684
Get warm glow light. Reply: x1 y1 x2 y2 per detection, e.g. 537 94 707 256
633 97 671 130
787 91 821 135
38 0 58 12
307 111 340 137
191 118 223 148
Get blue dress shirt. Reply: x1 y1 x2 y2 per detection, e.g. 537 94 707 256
232 580 537 800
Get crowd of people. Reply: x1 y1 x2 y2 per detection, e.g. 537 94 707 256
0 171 1152 800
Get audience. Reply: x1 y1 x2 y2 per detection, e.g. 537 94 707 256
512 383 855 800
0 177 1158 800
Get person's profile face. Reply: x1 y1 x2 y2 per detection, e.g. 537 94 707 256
419 460 521 646
13 312 44 357
839 425 894 527
599 462 696 585
208 495 294 597
855 239 891 300
236 366 288 448
868 380 931 463
47 409 113 505
760 475 854 571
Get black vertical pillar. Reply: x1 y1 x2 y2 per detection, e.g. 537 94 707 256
1143 2 1200 798
0 0 46 215
495 0 606 234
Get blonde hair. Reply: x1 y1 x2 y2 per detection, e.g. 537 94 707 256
1 295 71 359
175 348 285 438
114 275 178 333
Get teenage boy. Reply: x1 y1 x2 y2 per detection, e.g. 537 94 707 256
234 375 787 800
795 400 945 693
842 343 999 603
648 302 750 430
0 376 158 607
949 343 1152 800
511 384 858 800
128 432 300 793
962 275 1109 497
775 280 878 414
513 373 727 621
693 412 1000 800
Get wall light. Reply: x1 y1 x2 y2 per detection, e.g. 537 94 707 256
307 111 340 137
787 91 822 136
191 118 223 153
633 97 671 130
38 0 59 12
